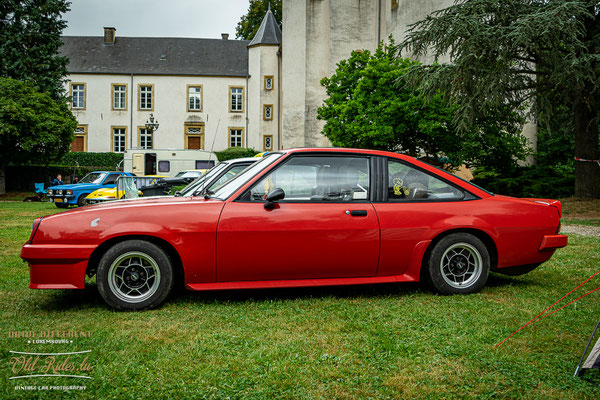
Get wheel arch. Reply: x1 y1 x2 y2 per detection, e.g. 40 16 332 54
420 228 498 279
86 235 184 288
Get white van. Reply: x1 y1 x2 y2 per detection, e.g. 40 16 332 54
123 149 218 177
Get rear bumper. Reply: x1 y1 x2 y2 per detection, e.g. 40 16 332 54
539 234 568 251
21 243 96 289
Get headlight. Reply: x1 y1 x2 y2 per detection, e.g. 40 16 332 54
57 189 63 195
47 189 53 195
65 189 73 195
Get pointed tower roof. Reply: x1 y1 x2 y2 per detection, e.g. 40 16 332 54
248 8 281 47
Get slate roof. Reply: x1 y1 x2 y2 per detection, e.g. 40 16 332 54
248 9 281 47
60 36 250 76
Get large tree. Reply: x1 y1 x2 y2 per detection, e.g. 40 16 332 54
401 0 600 198
235 0 282 40
0 0 70 100
317 40 528 172
0 78 77 193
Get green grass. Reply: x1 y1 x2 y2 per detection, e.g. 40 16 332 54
562 218 600 227
1 201 599 399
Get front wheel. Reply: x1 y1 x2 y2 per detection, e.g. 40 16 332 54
77 194 87 207
97 240 174 310
425 233 490 294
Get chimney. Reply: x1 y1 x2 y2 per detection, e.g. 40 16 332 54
104 27 116 45
221 33 229 40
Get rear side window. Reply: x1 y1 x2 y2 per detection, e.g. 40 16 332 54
387 159 464 201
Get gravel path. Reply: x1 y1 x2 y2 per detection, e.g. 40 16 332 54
561 224 600 237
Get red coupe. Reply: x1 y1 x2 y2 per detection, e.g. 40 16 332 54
21 148 568 310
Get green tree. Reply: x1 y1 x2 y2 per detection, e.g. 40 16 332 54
401 0 600 198
235 0 281 40
0 0 70 100
0 78 77 193
317 40 527 172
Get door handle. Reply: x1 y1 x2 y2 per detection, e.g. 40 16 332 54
347 210 368 217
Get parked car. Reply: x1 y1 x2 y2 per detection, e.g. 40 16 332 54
175 157 257 197
174 169 207 182
85 176 166 204
46 171 134 207
22 148 568 310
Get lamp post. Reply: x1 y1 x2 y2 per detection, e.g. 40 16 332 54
144 113 159 174
145 113 159 133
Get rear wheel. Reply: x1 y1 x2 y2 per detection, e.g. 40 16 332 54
425 233 490 294
97 240 174 311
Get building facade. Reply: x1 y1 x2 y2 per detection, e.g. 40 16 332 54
61 11 281 154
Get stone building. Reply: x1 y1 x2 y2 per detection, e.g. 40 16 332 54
60 10 281 154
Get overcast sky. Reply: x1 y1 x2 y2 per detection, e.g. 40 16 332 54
63 0 251 39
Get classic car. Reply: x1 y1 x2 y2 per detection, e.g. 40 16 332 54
174 169 207 182
85 176 166 204
175 157 257 197
46 171 135 207
22 148 568 311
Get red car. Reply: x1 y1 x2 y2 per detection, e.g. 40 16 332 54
21 148 568 310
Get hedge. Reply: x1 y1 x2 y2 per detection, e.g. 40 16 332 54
215 147 259 161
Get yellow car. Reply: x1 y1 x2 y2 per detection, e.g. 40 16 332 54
85 176 166 204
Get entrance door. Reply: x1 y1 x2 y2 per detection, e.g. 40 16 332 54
132 154 144 175
144 153 156 175
216 155 379 282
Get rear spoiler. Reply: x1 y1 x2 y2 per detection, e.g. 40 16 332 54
523 198 563 218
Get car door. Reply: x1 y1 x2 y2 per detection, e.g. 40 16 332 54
216 155 380 282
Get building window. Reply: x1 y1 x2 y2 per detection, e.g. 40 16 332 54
229 86 244 112
71 83 85 109
185 124 205 149
112 127 127 153
112 84 127 110
71 125 87 151
139 128 153 149
264 75 273 90
138 84 154 111
228 128 244 148
263 135 273 151
263 104 273 120
187 85 203 111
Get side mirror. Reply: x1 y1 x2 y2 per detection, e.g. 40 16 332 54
264 187 285 210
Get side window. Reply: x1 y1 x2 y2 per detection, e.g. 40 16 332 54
248 156 369 202
104 174 120 185
388 159 463 201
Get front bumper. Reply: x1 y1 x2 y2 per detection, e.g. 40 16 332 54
21 243 96 289
49 195 74 204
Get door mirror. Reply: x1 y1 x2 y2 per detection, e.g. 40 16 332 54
264 187 285 210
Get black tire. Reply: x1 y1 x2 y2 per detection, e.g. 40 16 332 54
77 194 87 207
425 233 490 294
97 240 174 311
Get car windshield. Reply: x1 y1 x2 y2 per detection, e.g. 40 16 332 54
210 153 283 200
178 163 227 196
79 172 107 184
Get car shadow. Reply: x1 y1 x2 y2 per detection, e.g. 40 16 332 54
34 273 535 311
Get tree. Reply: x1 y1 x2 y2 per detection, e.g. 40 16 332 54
0 78 77 193
317 40 528 172
235 0 282 40
401 0 600 198
0 0 70 100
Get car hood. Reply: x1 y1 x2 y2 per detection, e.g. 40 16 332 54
48 183 102 191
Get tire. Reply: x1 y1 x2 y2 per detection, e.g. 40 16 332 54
425 233 490 295
77 194 87 207
97 240 174 311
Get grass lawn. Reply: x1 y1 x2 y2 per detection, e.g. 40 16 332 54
1 200 599 399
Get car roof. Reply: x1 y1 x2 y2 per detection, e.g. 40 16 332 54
223 157 260 163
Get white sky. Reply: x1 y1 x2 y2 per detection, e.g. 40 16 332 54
63 0 251 39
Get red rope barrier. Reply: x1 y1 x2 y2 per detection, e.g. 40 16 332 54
494 269 600 348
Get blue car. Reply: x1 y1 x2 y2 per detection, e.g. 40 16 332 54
47 171 134 208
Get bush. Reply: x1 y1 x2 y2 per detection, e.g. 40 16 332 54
60 152 124 169
216 147 259 161
472 165 574 198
